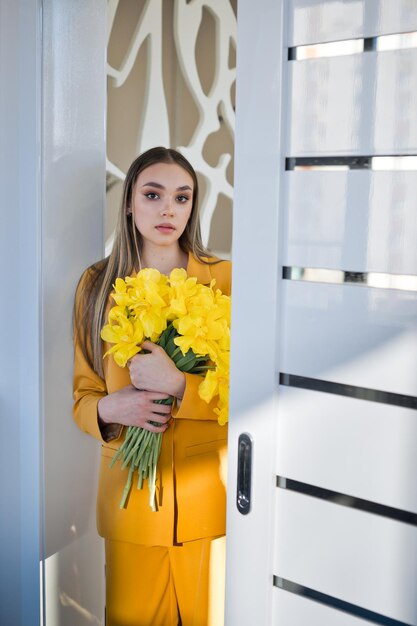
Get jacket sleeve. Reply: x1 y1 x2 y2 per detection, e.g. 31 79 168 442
171 373 219 421
72 273 123 443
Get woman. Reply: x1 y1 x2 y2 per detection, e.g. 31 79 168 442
73 147 231 626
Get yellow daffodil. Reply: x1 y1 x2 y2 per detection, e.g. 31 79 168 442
101 266 231 510
214 403 228 426
198 357 229 402
172 284 229 360
102 268 231 425
198 369 219 404
168 268 200 318
101 307 144 367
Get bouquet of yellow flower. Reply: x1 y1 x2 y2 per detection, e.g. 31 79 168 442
101 268 230 510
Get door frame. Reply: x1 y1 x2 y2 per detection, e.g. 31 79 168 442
225 1 287 624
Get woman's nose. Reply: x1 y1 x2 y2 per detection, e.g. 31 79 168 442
161 198 174 216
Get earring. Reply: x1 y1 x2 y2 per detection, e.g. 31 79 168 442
127 211 132 217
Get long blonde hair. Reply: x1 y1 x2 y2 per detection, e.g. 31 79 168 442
74 146 214 377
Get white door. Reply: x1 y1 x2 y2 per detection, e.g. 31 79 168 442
226 1 417 625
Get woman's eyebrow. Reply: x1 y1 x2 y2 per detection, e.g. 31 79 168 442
141 182 192 191
141 181 164 189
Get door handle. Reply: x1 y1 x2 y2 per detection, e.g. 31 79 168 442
236 433 252 515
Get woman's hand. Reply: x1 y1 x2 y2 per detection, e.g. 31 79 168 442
97 384 172 433
128 340 186 399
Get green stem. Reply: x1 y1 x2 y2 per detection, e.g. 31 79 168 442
137 467 144 490
110 331 213 510
109 425 134 468
190 365 215 373
122 428 147 467
119 462 135 509
175 352 196 369
120 428 143 464
170 346 183 360
149 432 163 511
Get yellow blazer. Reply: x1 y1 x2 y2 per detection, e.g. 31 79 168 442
73 254 231 546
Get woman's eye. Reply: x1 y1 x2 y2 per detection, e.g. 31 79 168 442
176 195 190 203
145 192 159 200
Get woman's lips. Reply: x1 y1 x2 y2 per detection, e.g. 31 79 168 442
156 223 175 233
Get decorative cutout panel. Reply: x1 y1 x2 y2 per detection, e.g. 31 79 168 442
106 0 236 255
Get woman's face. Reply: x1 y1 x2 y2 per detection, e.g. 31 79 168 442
131 162 194 249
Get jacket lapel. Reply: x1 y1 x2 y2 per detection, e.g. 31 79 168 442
187 253 212 285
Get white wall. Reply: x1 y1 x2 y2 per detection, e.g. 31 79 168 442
0 1 42 624
42 1 107 624
0 1 107 624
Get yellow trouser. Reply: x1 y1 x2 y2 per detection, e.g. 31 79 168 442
105 536 226 626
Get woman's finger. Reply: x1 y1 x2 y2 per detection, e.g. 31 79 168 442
147 391 173 402
143 421 169 433
141 340 156 352
150 402 171 413
149 412 171 423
